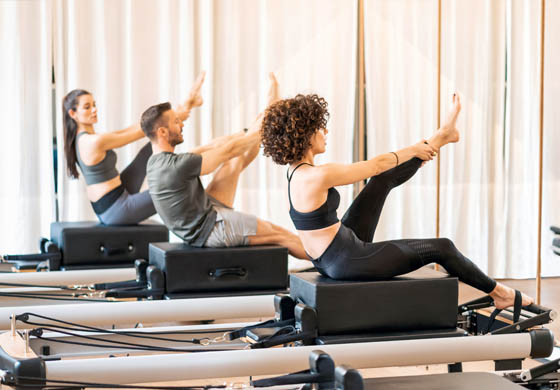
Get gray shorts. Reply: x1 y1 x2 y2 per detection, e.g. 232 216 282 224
203 206 258 247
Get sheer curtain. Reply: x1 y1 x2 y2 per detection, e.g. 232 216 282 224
364 0 439 241
498 0 541 278
0 0 54 253
439 0 508 277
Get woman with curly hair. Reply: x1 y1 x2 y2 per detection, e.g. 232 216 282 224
261 93 532 310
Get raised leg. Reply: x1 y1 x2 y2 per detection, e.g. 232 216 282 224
205 145 258 208
341 158 423 242
120 143 153 194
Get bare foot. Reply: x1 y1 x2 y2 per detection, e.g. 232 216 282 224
490 283 534 310
440 93 461 144
267 72 280 106
426 94 461 150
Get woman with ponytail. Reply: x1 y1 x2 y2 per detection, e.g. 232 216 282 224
62 73 205 225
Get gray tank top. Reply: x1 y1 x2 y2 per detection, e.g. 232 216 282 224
75 132 119 185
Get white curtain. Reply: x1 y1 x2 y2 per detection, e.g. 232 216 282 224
542 0 560 277
439 0 508 277
0 0 54 253
364 0 439 242
498 0 541 278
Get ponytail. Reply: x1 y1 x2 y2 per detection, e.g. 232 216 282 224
62 89 90 178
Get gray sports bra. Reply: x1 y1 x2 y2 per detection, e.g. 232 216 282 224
75 132 119 185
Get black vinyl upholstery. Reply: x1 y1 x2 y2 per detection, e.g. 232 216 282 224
149 243 288 294
50 221 168 266
290 267 458 335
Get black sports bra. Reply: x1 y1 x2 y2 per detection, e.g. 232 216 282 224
287 163 340 231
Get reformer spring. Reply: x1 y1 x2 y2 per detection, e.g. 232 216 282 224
14 312 303 352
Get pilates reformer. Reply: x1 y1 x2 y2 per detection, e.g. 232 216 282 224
0 269 555 368
0 326 556 390
0 233 290 307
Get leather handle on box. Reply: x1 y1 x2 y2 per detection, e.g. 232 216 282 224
99 243 134 256
209 267 247 278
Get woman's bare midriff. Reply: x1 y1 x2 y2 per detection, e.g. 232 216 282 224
298 221 341 259
86 175 122 202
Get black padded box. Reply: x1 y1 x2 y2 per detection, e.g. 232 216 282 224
290 267 458 335
51 222 169 268
149 243 289 294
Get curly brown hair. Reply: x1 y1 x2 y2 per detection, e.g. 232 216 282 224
262 94 329 165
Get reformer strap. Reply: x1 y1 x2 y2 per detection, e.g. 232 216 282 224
250 329 317 349
486 290 523 334
226 318 295 340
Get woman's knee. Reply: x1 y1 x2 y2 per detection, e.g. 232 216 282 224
435 237 462 264
437 238 456 251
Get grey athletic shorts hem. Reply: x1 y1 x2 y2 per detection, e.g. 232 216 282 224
203 206 258 248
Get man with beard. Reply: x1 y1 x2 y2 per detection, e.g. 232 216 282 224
141 73 306 259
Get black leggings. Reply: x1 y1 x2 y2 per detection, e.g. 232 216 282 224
96 143 155 225
120 142 153 194
314 158 497 294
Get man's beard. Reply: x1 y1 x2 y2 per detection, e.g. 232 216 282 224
169 133 184 147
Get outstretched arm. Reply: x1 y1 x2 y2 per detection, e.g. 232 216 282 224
192 72 277 161
316 141 436 189
189 131 246 155
84 125 144 153
90 72 208 152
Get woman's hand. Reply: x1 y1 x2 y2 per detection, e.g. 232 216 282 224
413 140 437 161
267 73 279 106
186 71 205 108
177 71 205 121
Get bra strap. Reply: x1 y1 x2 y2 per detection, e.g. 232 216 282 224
287 162 313 182
287 163 313 206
